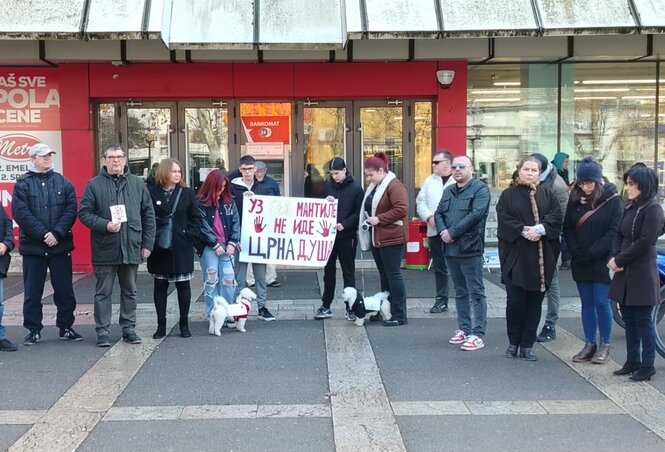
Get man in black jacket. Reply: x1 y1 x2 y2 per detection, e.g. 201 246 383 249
12 143 81 346
434 155 491 352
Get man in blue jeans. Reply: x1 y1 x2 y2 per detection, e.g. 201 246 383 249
435 155 490 351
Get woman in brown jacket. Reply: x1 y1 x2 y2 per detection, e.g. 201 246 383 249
609 166 664 382
358 152 409 326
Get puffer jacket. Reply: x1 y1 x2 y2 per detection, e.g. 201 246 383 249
78 166 155 266
12 168 77 256
540 163 569 219
434 178 490 257
322 173 364 240
416 173 455 237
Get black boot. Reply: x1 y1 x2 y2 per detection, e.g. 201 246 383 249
536 325 556 342
520 347 537 361
505 345 519 358
152 319 166 339
629 367 656 382
180 319 191 338
613 362 641 376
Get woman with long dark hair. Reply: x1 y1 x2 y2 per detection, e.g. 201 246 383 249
147 159 201 339
563 157 622 364
314 157 364 320
497 155 562 361
194 169 240 321
609 166 664 381
358 152 409 326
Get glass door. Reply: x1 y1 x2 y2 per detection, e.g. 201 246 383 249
178 103 230 192
356 102 404 186
302 103 350 198
125 102 175 182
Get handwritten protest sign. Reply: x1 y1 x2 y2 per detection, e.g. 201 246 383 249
239 194 338 267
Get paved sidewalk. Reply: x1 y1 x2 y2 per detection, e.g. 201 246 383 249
0 267 664 451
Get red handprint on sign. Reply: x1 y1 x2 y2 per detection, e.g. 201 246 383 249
254 216 266 233
317 220 332 237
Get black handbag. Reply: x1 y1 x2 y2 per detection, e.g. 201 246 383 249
154 188 182 252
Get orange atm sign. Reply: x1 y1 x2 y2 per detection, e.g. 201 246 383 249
241 115 290 144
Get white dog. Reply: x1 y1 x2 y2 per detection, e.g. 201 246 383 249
342 287 391 327
209 288 256 335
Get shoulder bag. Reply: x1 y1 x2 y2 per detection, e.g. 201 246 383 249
575 193 619 230
154 188 182 251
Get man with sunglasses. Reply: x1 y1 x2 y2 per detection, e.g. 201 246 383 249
416 150 455 313
435 155 490 351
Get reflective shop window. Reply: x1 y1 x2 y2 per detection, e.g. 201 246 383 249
659 78 665 199
467 63 659 191
414 101 433 189
303 107 346 198
96 103 117 160
126 108 172 180
569 63 657 187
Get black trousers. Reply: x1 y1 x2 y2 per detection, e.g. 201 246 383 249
322 236 357 307
23 253 76 331
622 304 656 368
371 244 407 322
504 276 545 348
429 234 449 302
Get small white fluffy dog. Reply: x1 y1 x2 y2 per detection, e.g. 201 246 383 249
342 287 391 327
209 288 256 335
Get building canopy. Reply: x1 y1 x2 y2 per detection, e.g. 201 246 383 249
0 0 663 48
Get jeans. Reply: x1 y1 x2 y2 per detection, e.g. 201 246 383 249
371 245 407 322
93 264 138 335
235 251 267 309
0 278 5 340
576 282 612 344
504 275 545 348
446 255 487 337
23 254 77 332
322 235 357 307
200 246 237 318
429 234 449 303
622 304 656 368
544 267 560 328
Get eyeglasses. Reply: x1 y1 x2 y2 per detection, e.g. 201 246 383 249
451 164 467 170
105 155 125 160
432 160 448 165
239 167 255 172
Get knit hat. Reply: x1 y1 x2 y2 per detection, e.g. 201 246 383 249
576 156 603 183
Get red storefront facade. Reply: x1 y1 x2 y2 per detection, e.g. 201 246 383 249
1 60 467 271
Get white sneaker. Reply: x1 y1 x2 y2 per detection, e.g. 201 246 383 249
461 335 484 351
449 330 467 345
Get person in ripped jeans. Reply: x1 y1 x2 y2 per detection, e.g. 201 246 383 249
194 169 240 319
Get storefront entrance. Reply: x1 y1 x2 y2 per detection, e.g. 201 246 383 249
95 99 431 207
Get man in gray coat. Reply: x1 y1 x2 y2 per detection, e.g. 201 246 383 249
78 145 155 347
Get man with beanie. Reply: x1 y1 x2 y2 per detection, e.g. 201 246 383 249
12 143 81 346
417 149 455 313
530 152 569 343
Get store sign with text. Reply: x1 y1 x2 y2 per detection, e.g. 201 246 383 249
0 70 63 208
239 194 337 267
241 115 290 144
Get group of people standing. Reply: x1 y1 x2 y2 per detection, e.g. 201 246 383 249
0 143 662 384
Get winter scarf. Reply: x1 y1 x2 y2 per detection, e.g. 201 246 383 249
517 177 546 292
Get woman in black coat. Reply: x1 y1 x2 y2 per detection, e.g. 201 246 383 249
563 157 622 365
147 159 202 339
497 155 562 361
314 157 364 320
609 166 664 382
